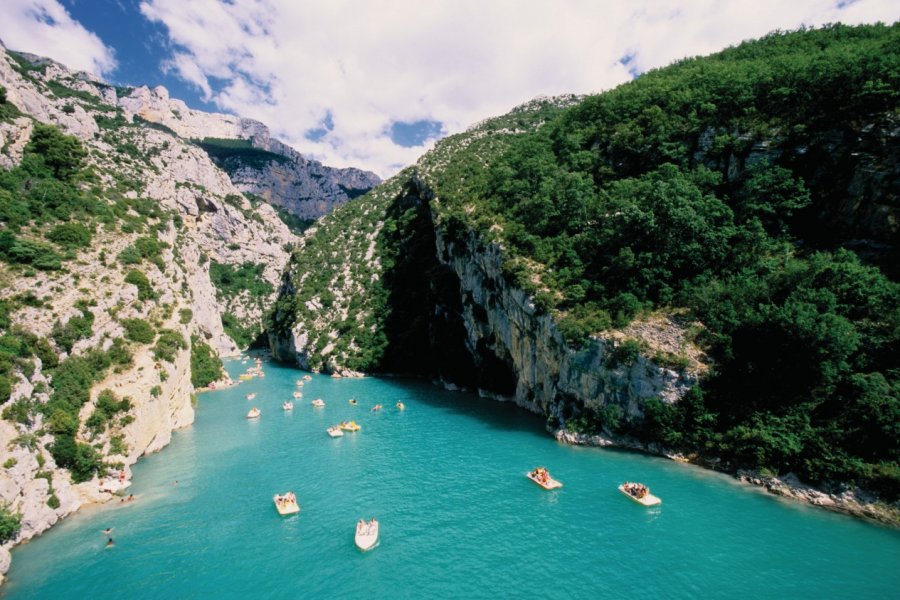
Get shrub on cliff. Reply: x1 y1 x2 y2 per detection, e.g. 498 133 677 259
153 330 186 363
51 308 94 353
190 336 224 388
120 318 155 344
0 503 21 543
124 269 155 301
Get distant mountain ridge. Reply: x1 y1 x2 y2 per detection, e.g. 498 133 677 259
119 85 381 220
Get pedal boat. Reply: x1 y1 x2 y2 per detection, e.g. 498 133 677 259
526 469 563 490
273 492 300 515
618 483 661 506
355 518 379 551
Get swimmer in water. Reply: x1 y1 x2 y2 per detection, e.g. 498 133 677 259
106 538 115 548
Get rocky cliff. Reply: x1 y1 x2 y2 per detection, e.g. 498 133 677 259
268 96 701 422
0 43 373 580
269 25 899 525
120 85 380 220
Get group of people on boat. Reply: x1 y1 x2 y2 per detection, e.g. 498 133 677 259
274 492 297 508
356 518 377 535
530 467 551 485
622 481 649 499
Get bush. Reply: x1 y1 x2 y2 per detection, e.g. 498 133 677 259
71 442 102 482
109 434 127 456
0 503 21 543
2 398 33 425
0 235 63 270
118 236 167 269
25 123 86 181
86 389 132 435
208 261 273 301
0 374 10 404
51 308 94 353
121 318 155 344
124 269 155 301
46 222 92 248
190 336 224 388
153 330 186 362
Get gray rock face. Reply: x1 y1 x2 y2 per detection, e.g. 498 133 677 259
227 154 380 220
428 190 698 424
0 45 315 579
118 85 381 220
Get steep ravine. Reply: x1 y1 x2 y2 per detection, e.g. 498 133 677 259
0 43 374 582
271 170 900 527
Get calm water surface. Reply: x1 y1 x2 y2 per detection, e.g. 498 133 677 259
6 358 900 598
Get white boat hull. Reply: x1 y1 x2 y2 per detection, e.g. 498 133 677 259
355 521 379 551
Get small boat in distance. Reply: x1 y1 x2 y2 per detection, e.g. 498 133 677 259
246 407 260 419
273 492 300 515
293 391 302 398
396 402 405 410
246 393 256 400
618 482 661 506
526 467 563 490
371 404 383 412
349 399 358 405
312 399 325 408
355 518 379 551
282 401 293 411
340 421 361 432
327 426 344 438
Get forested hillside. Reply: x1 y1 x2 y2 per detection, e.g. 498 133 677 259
273 24 899 502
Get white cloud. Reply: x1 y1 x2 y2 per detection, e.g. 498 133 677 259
139 0 899 177
0 0 116 76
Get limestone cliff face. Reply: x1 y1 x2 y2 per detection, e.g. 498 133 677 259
119 85 381 220
0 47 310 579
430 206 699 421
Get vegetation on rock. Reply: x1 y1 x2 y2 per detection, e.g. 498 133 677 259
190 336 224 388
273 24 900 498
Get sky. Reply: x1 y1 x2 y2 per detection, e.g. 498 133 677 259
0 1 898 177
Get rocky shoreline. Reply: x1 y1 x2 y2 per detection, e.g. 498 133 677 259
554 429 900 528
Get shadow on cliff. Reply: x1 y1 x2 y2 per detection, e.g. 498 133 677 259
374 178 518 398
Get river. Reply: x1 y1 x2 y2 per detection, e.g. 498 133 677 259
5 358 900 598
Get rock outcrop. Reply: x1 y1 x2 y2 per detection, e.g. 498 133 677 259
119 85 381 220
430 207 700 421
0 45 367 581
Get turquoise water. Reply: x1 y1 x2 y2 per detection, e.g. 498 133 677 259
6 358 900 599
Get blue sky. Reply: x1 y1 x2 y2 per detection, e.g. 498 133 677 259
1 0 898 176
61 0 214 109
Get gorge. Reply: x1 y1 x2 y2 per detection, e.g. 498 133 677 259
0 22 898 588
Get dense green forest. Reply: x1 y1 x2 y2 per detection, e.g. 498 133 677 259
431 24 899 498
